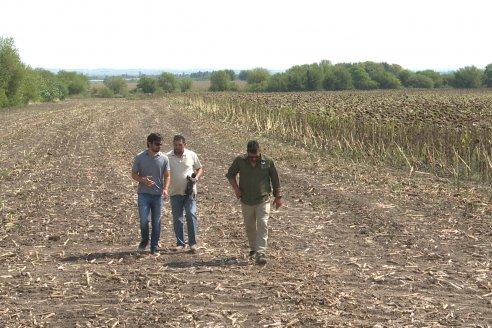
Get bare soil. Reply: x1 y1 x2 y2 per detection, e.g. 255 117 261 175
0 97 491 327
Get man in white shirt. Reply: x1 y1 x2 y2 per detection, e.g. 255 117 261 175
166 135 203 253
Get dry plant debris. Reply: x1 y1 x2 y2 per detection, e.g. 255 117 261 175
0 97 491 327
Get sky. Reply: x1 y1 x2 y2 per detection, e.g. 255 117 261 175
1 0 491 72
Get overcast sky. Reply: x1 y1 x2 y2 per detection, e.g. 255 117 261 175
2 0 491 72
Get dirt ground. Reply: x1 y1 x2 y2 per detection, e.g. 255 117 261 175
0 97 491 327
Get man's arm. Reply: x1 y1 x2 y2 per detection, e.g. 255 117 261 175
269 161 282 197
269 160 283 209
228 178 241 199
163 170 170 199
194 167 204 180
226 157 241 199
193 153 204 181
131 170 141 183
132 170 155 187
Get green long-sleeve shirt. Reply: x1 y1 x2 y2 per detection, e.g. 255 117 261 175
226 154 281 205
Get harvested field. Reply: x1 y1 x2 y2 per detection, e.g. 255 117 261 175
0 96 491 327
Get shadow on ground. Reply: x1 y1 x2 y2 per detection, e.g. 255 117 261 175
165 257 248 268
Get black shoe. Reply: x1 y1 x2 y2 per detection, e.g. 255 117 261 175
249 250 256 257
256 254 267 265
150 247 160 254
138 241 148 251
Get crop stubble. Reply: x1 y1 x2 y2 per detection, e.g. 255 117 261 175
0 95 491 327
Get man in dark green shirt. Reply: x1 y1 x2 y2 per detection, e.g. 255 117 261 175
226 140 283 265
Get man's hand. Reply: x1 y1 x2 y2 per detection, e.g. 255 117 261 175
234 189 242 199
141 176 155 188
163 189 169 199
273 196 283 210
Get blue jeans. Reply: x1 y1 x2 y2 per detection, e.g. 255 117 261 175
170 194 198 247
137 193 163 250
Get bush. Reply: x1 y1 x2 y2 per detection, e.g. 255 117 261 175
93 86 114 98
351 65 378 90
407 74 434 88
0 37 25 107
104 76 128 96
209 70 232 91
332 65 354 90
179 78 193 92
451 66 483 88
246 68 270 92
267 73 288 92
57 70 89 95
19 67 41 103
137 76 158 93
482 63 492 87
36 69 67 102
158 72 179 93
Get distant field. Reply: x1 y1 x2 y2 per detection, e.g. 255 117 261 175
90 79 247 92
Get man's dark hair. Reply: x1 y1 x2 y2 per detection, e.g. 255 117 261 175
247 140 260 153
173 134 186 143
147 132 162 146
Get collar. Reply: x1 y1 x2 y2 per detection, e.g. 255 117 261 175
170 149 189 157
146 150 161 157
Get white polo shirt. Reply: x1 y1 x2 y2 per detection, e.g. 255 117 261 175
166 149 202 196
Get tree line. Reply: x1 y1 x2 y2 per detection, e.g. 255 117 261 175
2 36 492 108
0 37 197 107
211 61 492 92
0 37 90 108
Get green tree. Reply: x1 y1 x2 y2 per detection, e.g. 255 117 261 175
57 70 89 95
0 37 25 107
179 78 193 92
406 73 434 88
36 69 68 102
452 66 483 88
238 70 250 81
319 59 333 75
332 64 353 90
483 63 492 87
19 67 41 103
285 65 307 91
224 69 236 81
246 67 270 92
362 61 401 89
104 76 128 96
322 66 336 91
209 70 233 91
158 72 179 93
267 73 288 92
383 63 404 79
441 72 454 87
398 69 414 87
305 64 323 91
350 65 378 90
417 69 444 88
247 68 270 84
93 87 114 98
137 76 158 93
379 73 401 89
